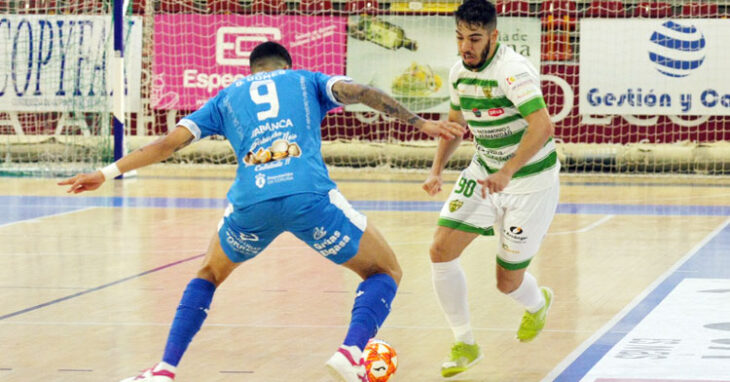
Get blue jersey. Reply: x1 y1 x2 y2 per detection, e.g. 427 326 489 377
178 70 348 208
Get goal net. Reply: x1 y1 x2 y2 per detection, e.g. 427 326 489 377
0 0 143 176
1 0 728 176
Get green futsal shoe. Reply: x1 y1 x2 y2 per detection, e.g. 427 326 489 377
441 341 483 378
517 287 554 342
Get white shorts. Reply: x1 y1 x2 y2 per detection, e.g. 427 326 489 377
438 162 559 270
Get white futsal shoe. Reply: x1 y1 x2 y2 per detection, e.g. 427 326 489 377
326 345 369 382
119 363 175 382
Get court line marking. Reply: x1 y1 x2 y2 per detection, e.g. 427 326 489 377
0 253 205 321
542 216 730 382
616 191 730 204
0 206 95 229
3 195 730 216
57 368 93 372
0 249 201 257
548 215 615 236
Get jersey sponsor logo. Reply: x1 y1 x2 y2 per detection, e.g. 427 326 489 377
224 228 263 256
515 88 540 100
313 226 327 240
313 230 352 257
267 172 294 184
471 126 512 139
255 173 266 188
313 230 342 250
476 145 515 162
472 108 482 117
504 226 527 242
501 243 520 254
448 199 464 212
482 86 494 98
512 78 536 92
506 72 530 85
488 108 505 117
254 160 285 171
251 118 294 138
245 138 301 167
215 27 282 66
239 232 259 241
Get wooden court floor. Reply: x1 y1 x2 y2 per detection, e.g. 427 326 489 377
1 167 729 382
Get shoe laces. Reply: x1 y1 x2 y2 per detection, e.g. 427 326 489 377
133 368 153 380
452 342 472 353
521 310 539 328
358 358 369 382
450 342 475 361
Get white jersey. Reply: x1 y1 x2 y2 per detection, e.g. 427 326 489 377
449 43 559 193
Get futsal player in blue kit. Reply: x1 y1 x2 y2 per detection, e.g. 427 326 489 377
59 42 465 382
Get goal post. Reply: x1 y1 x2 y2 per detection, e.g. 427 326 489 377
112 0 125 175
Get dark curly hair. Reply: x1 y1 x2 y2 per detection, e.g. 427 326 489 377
455 0 497 30
250 41 293 70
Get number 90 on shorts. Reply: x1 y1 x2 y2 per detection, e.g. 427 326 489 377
437 171 494 237
453 177 478 198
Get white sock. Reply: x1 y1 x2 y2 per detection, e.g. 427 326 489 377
507 272 544 313
432 259 474 345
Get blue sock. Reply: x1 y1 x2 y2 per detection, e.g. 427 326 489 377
343 273 397 350
162 278 216 366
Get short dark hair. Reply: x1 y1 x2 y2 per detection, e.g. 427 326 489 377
455 0 497 30
249 41 293 69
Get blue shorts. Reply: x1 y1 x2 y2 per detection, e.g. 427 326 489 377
217 189 367 264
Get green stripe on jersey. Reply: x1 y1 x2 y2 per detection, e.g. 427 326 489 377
438 218 495 236
459 96 514 110
450 102 461 111
452 78 498 89
518 96 547 117
475 128 525 149
478 150 557 178
467 114 522 127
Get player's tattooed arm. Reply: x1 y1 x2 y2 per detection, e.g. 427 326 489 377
112 126 195 175
332 81 425 128
174 135 194 152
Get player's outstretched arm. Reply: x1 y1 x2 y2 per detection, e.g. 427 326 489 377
331 81 466 140
58 126 194 194
423 109 467 196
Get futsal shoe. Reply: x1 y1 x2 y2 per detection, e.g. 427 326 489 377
119 363 175 382
516 286 554 342
325 345 369 382
441 341 483 378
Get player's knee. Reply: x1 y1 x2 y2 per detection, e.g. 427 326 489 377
386 263 403 286
196 264 228 287
429 240 455 263
370 263 402 286
355 260 402 286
